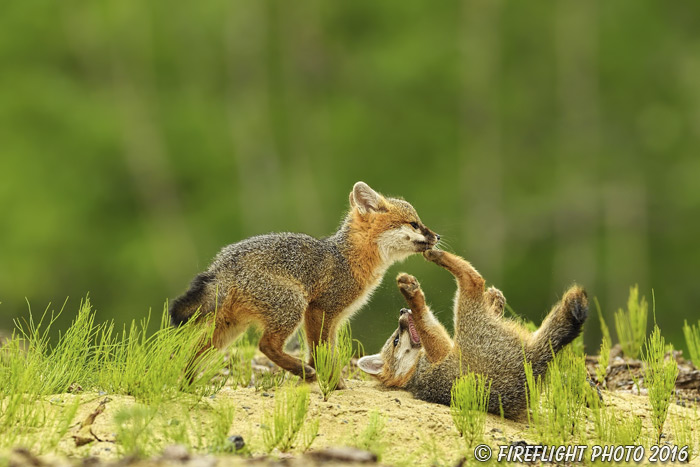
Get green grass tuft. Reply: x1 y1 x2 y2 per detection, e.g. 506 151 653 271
450 371 491 448
313 322 354 401
525 347 588 444
671 407 698 461
261 384 312 452
0 297 230 455
354 410 387 460
614 285 648 359
596 334 611 388
227 329 259 388
587 387 642 445
643 324 679 444
683 320 700 367
114 404 159 457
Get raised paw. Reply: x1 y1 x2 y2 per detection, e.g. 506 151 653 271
397 273 421 298
484 286 506 316
423 249 444 264
562 286 588 324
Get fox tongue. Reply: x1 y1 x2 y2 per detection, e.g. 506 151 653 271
407 315 420 344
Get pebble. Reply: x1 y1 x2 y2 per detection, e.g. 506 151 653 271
185 455 217 467
309 447 377 463
225 435 245 452
162 444 190 462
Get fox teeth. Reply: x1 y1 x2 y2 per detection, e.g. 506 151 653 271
407 316 420 344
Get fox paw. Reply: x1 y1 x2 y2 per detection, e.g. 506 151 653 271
484 286 506 316
397 273 421 298
563 287 588 324
423 249 444 264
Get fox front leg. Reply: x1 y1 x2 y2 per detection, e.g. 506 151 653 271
303 308 348 389
423 250 485 300
396 273 453 363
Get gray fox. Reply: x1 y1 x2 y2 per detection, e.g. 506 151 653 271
170 182 439 381
358 249 588 419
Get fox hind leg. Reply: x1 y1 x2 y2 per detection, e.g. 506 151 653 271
484 286 506 317
528 286 588 376
304 309 348 388
304 307 335 367
260 325 316 381
184 303 252 384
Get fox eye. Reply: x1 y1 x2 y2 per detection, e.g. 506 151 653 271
393 335 399 347
409 222 419 229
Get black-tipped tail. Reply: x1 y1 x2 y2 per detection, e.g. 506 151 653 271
170 271 216 326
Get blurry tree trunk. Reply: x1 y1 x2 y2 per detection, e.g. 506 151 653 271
552 1 601 302
602 181 650 314
106 6 199 290
270 0 327 234
223 1 283 235
224 0 325 236
458 0 505 283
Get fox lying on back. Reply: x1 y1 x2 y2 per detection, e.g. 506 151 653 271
170 182 439 381
358 250 588 419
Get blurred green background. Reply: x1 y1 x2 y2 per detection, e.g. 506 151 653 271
2 1 699 355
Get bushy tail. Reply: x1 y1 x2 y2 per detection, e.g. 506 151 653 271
169 271 216 326
526 285 588 376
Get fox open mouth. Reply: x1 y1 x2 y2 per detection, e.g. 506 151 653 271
413 240 435 251
406 313 421 346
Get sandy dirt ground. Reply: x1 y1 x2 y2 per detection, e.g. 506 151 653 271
4 348 700 467
5 379 700 466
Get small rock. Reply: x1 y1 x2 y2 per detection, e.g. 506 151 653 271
81 457 100 467
73 435 95 447
162 444 190 462
185 455 217 467
308 447 377 464
12 448 44 467
225 435 245 452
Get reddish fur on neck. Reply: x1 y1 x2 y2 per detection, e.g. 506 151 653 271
345 211 385 283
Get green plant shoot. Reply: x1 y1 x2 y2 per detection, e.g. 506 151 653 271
450 371 491 448
614 285 648 359
644 325 679 444
313 321 354 401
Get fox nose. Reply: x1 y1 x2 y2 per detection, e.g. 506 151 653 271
399 308 410 315
435 234 441 241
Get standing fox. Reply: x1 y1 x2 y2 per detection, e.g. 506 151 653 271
170 182 439 381
358 250 588 419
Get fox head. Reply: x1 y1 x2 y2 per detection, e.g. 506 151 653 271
348 182 440 263
357 308 422 387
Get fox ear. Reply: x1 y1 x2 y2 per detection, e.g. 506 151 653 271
357 354 384 375
351 182 387 215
